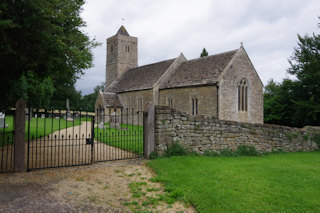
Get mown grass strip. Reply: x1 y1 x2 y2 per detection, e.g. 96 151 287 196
148 152 320 213
94 123 143 155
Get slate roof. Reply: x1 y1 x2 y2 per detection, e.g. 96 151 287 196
160 49 238 89
107 58 176 93
117 25 129 36
102 92 122 108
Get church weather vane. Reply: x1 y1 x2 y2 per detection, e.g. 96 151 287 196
122 18 125 25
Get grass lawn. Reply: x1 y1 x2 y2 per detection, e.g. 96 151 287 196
95 123 143 155
0 116 91 145
148 152 320 213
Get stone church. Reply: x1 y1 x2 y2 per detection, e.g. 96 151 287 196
95 26 263 124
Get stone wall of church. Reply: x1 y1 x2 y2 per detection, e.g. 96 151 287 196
159 85 218 117
154 106 319 154
219 48 263 124
118 89 153 112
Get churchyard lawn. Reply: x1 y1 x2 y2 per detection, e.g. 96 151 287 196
0 116 91 145
94 123 143 156
148 152 320 213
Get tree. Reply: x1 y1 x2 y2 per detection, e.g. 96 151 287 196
287 22 320 126
79 82 105 112
264 79 297 126
264 19 320 127
0 0 99 107
200 48 209 57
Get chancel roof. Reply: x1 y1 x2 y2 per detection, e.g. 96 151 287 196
160 49 238 89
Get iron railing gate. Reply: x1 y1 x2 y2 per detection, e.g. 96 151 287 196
27 108 94 171
95 108 144 162
0 108 15 173
27 107 144 171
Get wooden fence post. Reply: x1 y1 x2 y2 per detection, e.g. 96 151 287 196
143 102 155 158
14 99 26 172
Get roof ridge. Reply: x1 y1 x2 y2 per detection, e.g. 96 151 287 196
186 48 239 63
128 58 176 70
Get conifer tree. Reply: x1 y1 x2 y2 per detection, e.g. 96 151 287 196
200 48 209 57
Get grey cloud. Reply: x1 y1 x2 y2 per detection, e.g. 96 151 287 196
76 0 320 95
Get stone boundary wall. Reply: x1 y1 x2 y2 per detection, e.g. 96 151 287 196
154 105 319 154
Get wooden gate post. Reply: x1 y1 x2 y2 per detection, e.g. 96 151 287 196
143 102 155 158
14 99 26 172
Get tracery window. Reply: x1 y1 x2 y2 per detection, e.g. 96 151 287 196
238 79 248 111
192 96 198 115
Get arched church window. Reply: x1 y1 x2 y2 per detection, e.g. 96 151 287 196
125 45 130 52
167 97 173 108
192 96 198 115
238 79 248 111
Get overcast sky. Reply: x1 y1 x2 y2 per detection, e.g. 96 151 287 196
75 0 320 95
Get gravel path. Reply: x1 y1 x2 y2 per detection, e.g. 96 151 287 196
0 159 194 213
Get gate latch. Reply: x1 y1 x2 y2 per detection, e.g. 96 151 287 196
86 138 93 145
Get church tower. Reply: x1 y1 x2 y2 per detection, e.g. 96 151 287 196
105 26 138 88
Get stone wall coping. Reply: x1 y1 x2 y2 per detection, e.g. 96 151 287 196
154 105 312 132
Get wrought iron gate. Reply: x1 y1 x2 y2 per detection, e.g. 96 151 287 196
27 108 94 171
26 107 144 171
94 108 144 162
0 108 15 173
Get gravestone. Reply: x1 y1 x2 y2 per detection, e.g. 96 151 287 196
65 99 73 121
41 114 45 119
98 122 105 129
0 112 8 128
110 112 121 129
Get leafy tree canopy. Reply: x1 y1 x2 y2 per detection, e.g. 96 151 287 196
264 18 320 127
79 82 105 112
0 0 99 107
200 48 209 57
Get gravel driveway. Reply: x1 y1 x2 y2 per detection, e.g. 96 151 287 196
0 159 194 213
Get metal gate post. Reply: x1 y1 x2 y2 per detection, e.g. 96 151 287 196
91 116 95 164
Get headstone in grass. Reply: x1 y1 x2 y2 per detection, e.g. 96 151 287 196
98 122 105 129
0 112 8 128
110 112 121 129
65 99 74 121
41 114 45 118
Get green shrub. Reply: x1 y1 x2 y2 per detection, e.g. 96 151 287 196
220 148 235 157
204 150 219 157
149 151 159 159
164 142 187 157
236 145 259 156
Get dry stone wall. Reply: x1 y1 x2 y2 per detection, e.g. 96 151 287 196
154 106 319 154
